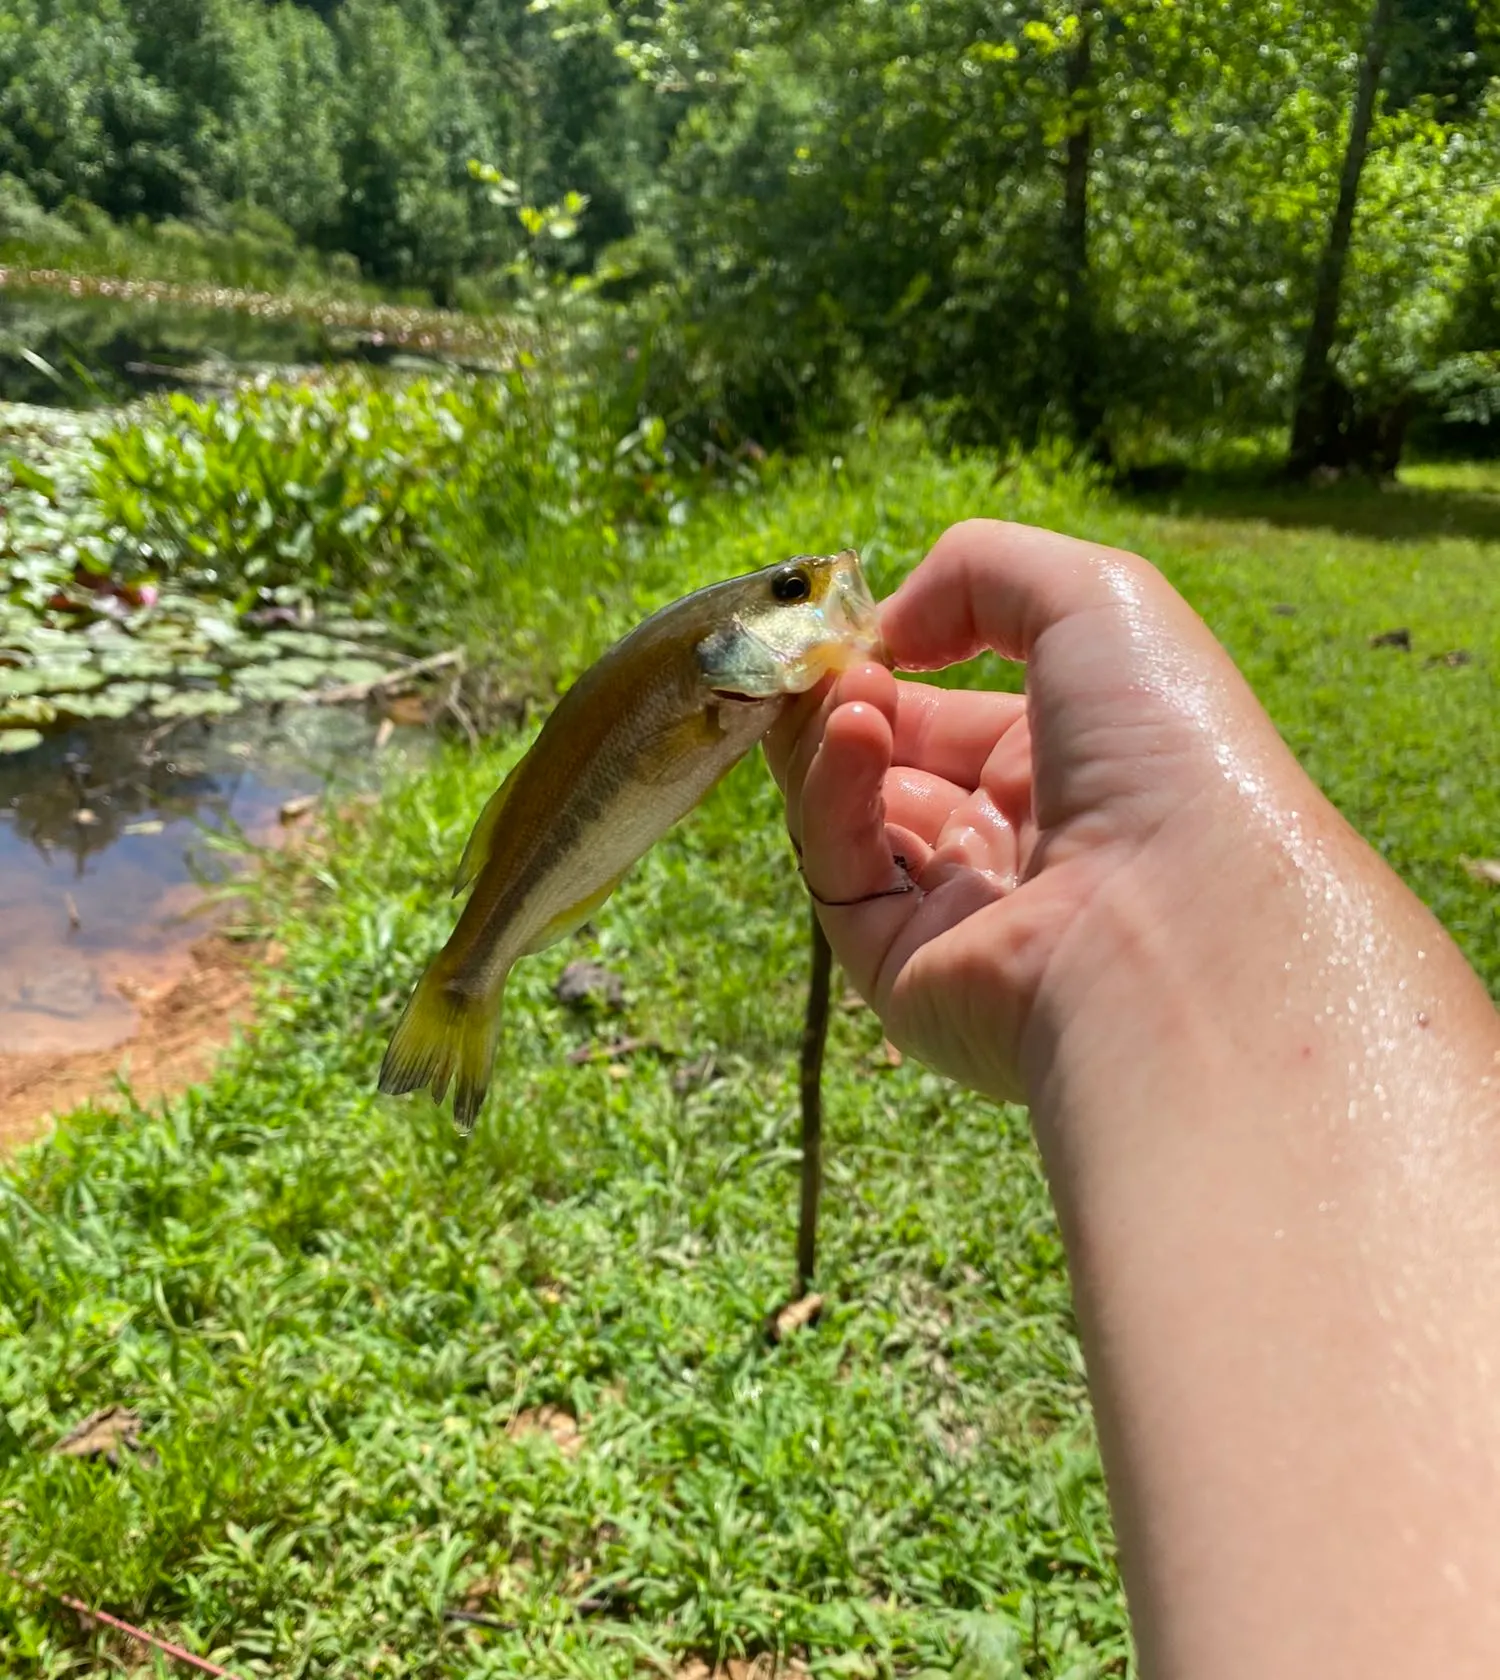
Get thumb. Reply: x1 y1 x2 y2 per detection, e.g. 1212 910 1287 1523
879 518 1203 673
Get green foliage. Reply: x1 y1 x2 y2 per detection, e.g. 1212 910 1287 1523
5 0 1498 464
83 354 682 613
0 176 371 297
92 377 488 605
559 0 1499 464
0 344 696 733
0 0 651 297
0 403 404 729
330 0 500 292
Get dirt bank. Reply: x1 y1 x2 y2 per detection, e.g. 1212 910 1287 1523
0 936 264 1153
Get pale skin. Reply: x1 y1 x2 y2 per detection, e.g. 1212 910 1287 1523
765 519 1500 1679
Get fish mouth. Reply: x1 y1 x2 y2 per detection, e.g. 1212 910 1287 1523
815 550 886 667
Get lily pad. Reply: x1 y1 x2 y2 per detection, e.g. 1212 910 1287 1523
148 691 242 721
0 669 51 699
0 728 43 755
57 686 146 720
135 622 198 649
231 668 309 704
262 655 336 688
195 616 241 648
266 630 342 658
223 641 283 666
42 667 108 695
327 657 390 687
321 615 386 641
0 696 57 728
99 649 179 681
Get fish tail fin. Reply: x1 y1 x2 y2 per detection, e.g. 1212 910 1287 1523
378 965 504 1135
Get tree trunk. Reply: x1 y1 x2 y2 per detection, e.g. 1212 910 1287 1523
1287 0 1397 478
1060 16 1108 459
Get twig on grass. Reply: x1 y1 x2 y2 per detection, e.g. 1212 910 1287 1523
4 1566 243 1678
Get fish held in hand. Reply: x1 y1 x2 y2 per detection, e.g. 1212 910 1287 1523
378 549 884 1131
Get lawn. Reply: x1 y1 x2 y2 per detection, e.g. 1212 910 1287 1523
0 435 1496 1678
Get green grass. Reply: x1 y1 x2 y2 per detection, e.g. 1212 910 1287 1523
0 432 1496 1677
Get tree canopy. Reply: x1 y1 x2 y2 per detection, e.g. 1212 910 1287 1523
1 0 1498 471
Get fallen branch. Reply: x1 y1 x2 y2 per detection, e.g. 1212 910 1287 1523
442 674 481 751
565 1035 659 1065
307 648 464 706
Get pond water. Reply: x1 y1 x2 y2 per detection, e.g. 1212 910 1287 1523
0 273 505 407
0 705 424 1056
0 273 452 1061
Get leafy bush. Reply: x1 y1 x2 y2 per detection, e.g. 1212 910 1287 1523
92 378 482 606
83 348 685 620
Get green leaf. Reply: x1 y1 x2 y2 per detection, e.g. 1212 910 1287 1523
8 459 57 500
953 1614 1025 1680
0 669 51 699
0 728 43 755
147 690 242 721
0 696 57 728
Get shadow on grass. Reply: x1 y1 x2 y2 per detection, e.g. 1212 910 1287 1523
1119 467 1500 547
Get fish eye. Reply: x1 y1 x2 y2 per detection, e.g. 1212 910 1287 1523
772 566 812 603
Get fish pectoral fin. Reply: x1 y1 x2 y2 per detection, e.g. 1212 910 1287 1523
635 702 754 786
378 966 505 1134
452 766 522 897
521 869 629 955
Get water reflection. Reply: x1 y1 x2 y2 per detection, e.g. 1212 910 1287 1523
0 706 417 1054
0 278 504 407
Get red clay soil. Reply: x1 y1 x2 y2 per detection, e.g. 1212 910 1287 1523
0 936 264 1153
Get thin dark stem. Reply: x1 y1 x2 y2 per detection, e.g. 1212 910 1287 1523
797 902 832 1296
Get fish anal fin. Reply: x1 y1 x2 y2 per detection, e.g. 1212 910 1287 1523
452 770 520 897
522 869 629 955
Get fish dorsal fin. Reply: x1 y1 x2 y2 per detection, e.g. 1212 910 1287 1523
452 770 519 897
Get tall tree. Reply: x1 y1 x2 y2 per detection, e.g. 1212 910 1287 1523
1287 0 1398 476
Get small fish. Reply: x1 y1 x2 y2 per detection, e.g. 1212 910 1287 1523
379 549 884 1130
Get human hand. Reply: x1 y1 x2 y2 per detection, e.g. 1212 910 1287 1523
766 518 1329 1104
770 519 1500 1678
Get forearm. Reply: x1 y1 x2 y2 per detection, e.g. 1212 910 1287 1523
1026 780 1500 1677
